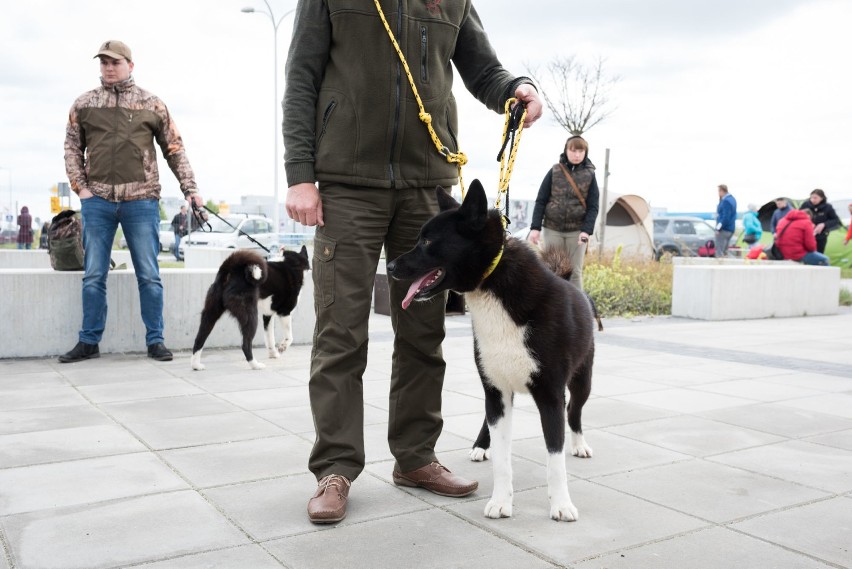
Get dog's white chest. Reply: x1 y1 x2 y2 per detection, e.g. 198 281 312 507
466 290 538 393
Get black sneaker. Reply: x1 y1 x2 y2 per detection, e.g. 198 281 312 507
147 342 173 361
58 342 100 363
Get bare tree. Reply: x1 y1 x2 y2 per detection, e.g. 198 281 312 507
526 55 619 136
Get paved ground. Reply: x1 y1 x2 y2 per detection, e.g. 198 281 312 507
1 309 851 569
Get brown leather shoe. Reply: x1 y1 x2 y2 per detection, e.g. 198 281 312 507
392 462 478 497
307 474 350 524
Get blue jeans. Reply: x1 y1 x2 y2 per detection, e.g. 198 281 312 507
80 196 164 346
17 242 31 249
173 232 182 260
800 251 830 266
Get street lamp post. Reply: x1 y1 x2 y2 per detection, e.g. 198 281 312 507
241 2 296 239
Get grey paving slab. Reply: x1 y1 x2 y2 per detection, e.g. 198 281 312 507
0 386 89 412
513 430 691 479
0 405 111 436
159 435 313 488
731 496 852 568
75 377 204 404
0 371 67 390
447 480 706 566
215 385 311 410
709 440 852 493
580 397 678 429
759 371 852 392
690 378 828 402
125 411 287 450
777 393 852 419
138 544 285 568
264 509 557 569
590 375 669 397
181 372 306 393
805 428 852 452
0 453 187 516
143 545 284 569
56 362 178 386
0 491 248 569
100 393 240 423
603 415 786 457
610 387 757 414
571 526 834 569
0 424 146 469
699 403 852 438
205 472 426 540
596 459 829 523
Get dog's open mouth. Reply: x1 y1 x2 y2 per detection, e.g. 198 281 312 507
401 268 444 310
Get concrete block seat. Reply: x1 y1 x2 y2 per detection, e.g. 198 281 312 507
0 266 315 359
671 257 841 320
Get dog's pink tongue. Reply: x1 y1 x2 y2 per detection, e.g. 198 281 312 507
401 273 434 310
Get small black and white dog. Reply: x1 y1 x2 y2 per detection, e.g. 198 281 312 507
191 246 310 370
387 180 596 522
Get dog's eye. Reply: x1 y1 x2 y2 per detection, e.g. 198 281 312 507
422 239 431 246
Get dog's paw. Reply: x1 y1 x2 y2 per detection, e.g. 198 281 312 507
571 433 593 458
276 340 291 353
550 500 579 522
249 359 266 370
469 447 490 462
484 498 513 519
267 348 280 359
190 352 205 371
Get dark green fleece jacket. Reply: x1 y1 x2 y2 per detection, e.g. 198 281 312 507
283 0 532 189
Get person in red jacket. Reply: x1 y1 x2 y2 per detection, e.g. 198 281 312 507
775 210 829 265
844 203 852 246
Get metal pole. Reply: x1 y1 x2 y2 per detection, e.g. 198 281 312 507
598 148 610 259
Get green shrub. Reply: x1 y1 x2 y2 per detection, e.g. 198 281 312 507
584 247 672 317
840 288 852 307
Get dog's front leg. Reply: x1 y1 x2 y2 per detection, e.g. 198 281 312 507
484 388 514 519
537 394 578 522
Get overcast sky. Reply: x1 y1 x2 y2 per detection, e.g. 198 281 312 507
1 0 851 225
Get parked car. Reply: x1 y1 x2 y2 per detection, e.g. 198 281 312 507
0 228 17 244
119 221 175 252
178 214 278 256
653 216 717 260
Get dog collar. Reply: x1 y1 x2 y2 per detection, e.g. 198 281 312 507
480 214 508 283
480 243 504 282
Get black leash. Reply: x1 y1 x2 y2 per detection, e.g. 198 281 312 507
190 201 275 254
495 101 527 225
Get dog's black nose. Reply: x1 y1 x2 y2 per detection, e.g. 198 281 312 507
386 259 396 273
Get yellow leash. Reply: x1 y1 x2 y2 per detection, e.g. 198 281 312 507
495 98 527 211
373 0 468 194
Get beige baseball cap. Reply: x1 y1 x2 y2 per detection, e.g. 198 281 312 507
94 40 132 62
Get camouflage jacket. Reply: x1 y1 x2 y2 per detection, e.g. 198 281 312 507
64 77 197 202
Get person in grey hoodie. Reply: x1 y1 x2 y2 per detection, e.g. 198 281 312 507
283 0 543 524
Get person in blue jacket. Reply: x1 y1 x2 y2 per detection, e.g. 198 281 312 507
714 184 737 257
742 203 762 248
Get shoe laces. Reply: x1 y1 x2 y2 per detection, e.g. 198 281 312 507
319 474 350 494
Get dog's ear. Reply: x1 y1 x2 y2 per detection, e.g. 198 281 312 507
298 244 308 258
436 186 459 212
459 179 488 231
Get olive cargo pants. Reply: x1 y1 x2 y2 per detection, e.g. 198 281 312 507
308 183 447 482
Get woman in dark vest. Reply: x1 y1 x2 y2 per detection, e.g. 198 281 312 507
528 135 600 289
799 188 840 254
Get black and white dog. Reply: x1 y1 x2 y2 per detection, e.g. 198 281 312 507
191 246 310 370
387 180 596 522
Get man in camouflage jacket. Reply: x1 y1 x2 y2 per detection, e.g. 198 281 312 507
60 40 205 364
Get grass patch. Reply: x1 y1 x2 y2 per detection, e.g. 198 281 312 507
584 247 672 317
840 288 852 307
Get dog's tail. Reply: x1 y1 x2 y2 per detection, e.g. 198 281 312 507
540 246 573 281
540 246 603 331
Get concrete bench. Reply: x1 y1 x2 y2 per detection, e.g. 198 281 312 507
671 258 841 320
0 249 135 270
0 267 315 359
